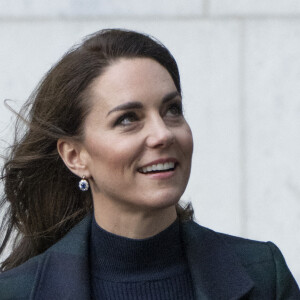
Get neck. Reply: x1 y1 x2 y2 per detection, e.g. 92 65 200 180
93 201 177 239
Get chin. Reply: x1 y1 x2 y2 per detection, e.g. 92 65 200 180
143 191 182 210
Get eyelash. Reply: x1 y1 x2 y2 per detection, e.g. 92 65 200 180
114 112 138 126
167 102 183 116
114 102 183 127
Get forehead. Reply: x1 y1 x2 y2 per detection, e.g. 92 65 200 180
88 58 177 111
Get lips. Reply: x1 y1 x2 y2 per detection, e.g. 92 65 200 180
138 158 178 174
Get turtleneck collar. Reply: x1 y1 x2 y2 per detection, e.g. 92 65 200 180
89 215 187 282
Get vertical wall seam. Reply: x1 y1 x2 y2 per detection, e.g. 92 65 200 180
202 0 210 16
238 19 248 237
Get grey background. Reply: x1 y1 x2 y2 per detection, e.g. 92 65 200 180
0 0 299 283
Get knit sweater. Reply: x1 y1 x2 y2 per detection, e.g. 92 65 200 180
89 216 194 300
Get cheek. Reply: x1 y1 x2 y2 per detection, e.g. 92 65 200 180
86 136 141 173
178 125 194 157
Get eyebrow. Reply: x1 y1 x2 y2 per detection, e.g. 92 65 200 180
106 91 181 117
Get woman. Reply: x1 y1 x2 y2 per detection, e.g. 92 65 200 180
0 29 299 299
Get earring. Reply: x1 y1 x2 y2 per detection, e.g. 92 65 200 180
79 176 89 191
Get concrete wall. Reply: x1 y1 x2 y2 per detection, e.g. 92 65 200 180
0 0 299 283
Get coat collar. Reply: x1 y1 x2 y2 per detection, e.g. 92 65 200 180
33 215 254 299
181 220 254 299
32 215 92 300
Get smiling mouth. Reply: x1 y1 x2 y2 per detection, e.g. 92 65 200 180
138 162 177 174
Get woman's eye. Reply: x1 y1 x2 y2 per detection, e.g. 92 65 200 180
166 103 183 117
115 112 138 126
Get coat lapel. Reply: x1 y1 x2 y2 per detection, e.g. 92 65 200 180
181 221 254 300
31 215 92 300
29 216 254 299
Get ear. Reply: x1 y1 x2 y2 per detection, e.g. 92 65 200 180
57 138 91 178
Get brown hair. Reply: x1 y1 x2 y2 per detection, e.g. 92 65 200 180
0 28 193 271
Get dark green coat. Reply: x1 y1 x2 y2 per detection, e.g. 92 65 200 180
0 215 299 299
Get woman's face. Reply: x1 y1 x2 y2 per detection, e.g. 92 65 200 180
81 58 193 213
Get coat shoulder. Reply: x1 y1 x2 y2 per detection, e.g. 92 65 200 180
216 230 275 266
182 220 273 266
182 220 300 298
217 229 300 298
0 253 44 299
0 215 91 300
184 220 292 270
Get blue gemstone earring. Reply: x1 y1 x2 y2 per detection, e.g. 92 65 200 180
79 176 89 191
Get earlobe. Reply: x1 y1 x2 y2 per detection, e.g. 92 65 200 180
57 139 90 177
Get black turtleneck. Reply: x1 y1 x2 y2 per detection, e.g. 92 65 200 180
89 216 194 299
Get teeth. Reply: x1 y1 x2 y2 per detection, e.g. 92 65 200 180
157 163 163 171
141 162 175 173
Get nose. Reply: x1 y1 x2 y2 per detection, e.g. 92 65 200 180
145 116 175 149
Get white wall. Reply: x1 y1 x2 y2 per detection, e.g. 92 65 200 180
0 0 299 284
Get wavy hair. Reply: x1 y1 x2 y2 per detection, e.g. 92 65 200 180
0 28 193 271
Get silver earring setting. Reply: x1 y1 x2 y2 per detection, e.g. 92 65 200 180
79 176 89 191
